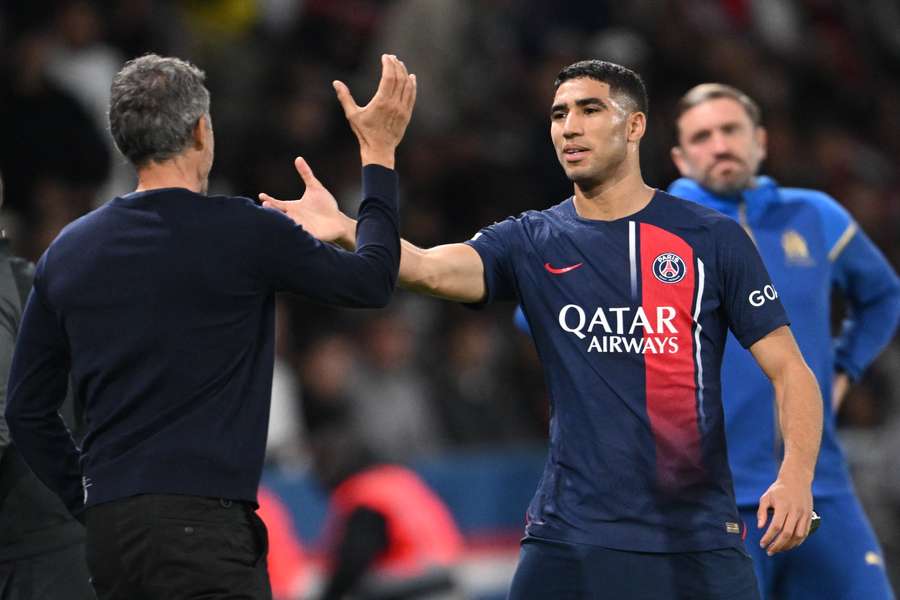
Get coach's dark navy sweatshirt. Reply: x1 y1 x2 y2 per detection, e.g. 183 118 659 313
5 165 400 517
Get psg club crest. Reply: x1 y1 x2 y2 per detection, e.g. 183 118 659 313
652 253 687 284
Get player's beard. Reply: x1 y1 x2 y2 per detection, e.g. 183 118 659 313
702 164 754 196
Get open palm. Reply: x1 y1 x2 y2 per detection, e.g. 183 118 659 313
259 157 353 245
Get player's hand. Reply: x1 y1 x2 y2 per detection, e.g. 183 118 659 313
832 372 850 412
333 54 417 168
259 157 355 247
757 473 814 555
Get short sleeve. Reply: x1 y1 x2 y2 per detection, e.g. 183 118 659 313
716 219 790 348
464 217 520 305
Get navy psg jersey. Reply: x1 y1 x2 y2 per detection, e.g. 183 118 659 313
466 191 789 552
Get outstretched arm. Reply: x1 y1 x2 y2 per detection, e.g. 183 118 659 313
261 187 488 303
260 192 488 304
395 240 486 302
749 325 822 556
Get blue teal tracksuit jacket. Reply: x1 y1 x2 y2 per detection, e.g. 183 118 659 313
667 176 900 505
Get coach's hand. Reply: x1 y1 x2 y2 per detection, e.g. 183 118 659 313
757 473 814 555
259 157 355 247
334 54 417 169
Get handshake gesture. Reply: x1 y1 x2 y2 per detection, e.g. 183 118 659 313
260 54 415 245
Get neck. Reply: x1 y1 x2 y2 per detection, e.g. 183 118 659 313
134 155 206 194
572 163 654 221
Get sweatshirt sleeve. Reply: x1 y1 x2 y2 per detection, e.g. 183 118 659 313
256 165 400 308
831 228 900 380
4 259 84 517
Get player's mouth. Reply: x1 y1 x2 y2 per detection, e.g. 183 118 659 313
712 157 744 170
563 144 591 163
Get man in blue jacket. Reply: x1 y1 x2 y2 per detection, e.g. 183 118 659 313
5 53 416 600
668 83 899 599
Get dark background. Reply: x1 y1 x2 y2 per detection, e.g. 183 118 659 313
2 0 898 591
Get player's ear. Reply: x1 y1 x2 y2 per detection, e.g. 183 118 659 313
755 126 768 162
627 111 646 143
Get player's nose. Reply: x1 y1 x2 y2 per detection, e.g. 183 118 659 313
562 113 582 137
710 130 731 153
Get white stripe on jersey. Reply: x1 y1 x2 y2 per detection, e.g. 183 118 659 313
629 221 637 299
693 257 706 428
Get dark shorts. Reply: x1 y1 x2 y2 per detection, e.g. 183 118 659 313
508 536 760 600
85 494 272 600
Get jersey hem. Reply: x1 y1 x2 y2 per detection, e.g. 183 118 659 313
524 524 745 554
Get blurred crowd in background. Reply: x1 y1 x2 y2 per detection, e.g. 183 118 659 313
2 0 899 591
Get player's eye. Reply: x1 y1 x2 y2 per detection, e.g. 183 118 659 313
691 131 710 144
551 111 566 121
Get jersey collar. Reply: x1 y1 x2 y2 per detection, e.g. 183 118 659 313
668 176 779 222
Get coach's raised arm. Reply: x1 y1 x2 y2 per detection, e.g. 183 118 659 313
259 53 416 271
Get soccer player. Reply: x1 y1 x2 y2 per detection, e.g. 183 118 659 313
669 83 900 599
261 60 823 599
5 53 415 600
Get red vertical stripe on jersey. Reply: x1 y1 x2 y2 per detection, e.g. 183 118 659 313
639 223 703 491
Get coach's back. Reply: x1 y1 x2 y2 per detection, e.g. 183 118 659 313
10 164 399 516
3 52 416 600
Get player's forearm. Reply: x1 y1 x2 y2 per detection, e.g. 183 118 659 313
338 224 444 294
773 360 823 484
338 222 483 302
337 221 429 286
399 239 443 296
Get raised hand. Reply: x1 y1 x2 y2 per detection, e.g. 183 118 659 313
333 54 417 168
259 157 355 247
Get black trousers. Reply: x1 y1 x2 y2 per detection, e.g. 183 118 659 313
0 542 96 600
85 494 272 600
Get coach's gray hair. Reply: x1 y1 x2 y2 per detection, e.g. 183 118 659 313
109 54 210 167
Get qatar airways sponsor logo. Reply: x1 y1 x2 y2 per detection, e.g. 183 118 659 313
558 304 681 354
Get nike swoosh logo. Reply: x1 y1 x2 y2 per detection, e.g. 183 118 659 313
544 262 583 275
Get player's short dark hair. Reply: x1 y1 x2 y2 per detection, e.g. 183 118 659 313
0 170 4 210
109 54 211 168
555 60 648 115
675 83 762 130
